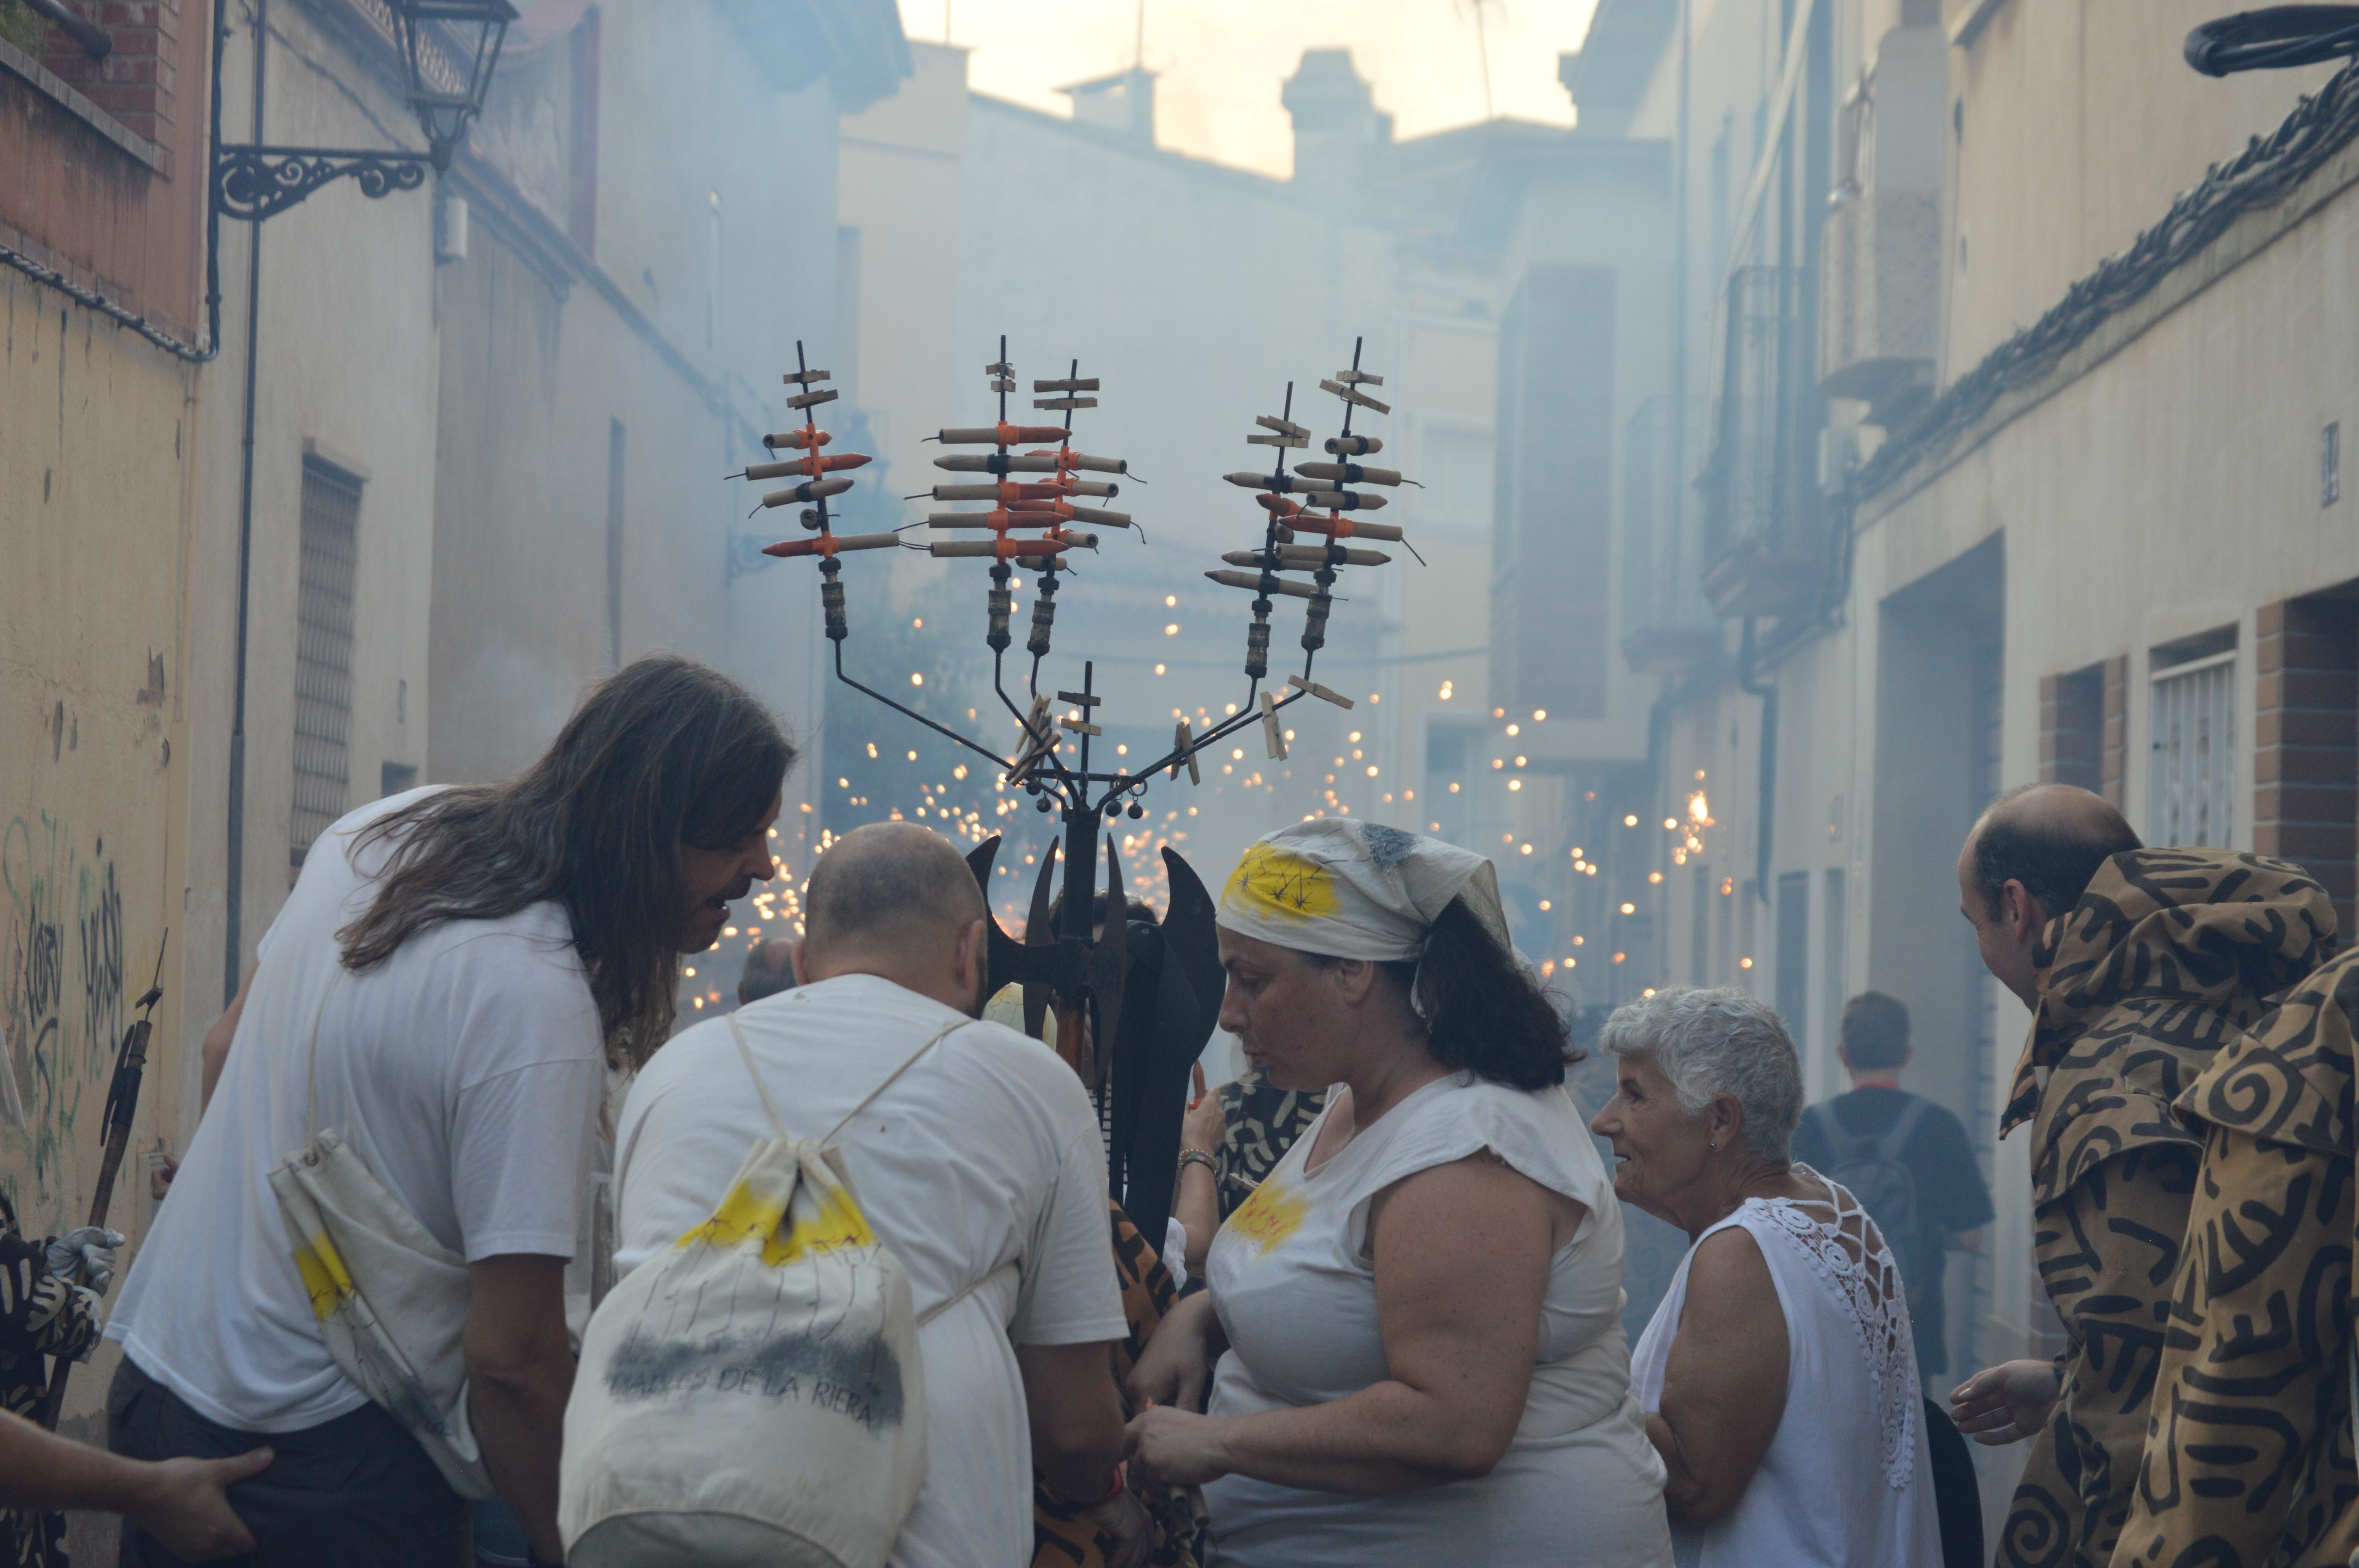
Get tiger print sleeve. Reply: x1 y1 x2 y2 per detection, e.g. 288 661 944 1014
2114 1124 2357 1567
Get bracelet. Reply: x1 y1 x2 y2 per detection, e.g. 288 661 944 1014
1176 1148 1216 1174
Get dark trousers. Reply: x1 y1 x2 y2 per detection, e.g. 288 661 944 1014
106 1356 465 1568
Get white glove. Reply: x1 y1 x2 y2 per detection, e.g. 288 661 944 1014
70 1286 104 1360
47 1227 125 1296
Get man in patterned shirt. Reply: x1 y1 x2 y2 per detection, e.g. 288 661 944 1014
1946 786 2334 1568
2 1191 110 1566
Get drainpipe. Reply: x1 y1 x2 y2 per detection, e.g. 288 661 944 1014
223 0 265 1007
1738 616 1776 904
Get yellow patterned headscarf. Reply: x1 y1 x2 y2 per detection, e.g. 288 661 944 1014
1216 820 1510 962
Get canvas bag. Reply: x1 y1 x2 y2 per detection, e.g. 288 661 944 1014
266 976 497 1499
561 1014 983 1568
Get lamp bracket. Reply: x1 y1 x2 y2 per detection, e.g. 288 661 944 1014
214 144 436 223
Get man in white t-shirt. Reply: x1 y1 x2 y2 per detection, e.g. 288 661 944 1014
615 822 1148 1568
105 654 794 1567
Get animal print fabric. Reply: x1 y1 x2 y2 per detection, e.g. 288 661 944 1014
2114 946 2359 1568
1032 1202 1203 1568
1990 849 2334 1568
1213 1069 1326 1221
0 1191 99 1568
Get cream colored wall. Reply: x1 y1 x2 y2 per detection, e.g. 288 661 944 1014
0 272 196 1425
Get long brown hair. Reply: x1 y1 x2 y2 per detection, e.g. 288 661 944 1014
338 655 794 1064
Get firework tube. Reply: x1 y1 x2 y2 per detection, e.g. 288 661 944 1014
1224 471 1341 494
744 453 871 481
760 477 855 508
929 537 1087 561
763 428 832 450
927 509 1129 531
1221 544 1390 569
1205 570 1319 601
929 479 1119 502
938 424 1072 446
1286 513 1405 543
936 454 1061 474
1029 447 1127 475
1004 499 1130 526
1324 434 1383 457
760 532 898 559
1294 461 1403 486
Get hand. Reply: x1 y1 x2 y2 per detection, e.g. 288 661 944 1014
1127 1296 1215 1413
151 1154 180 1203
1950 1359 2063 1446
1182 1068 1227 1161
128 1447 271 1561
1084 1484 1154 1568
1125 1403 1233 1489
47 1228 125 1296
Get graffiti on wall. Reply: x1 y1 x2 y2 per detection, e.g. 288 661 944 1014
2 811 130 1229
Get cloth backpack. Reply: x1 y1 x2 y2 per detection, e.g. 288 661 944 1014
267 975 498 1499
1804 1095 1936 1296
561 1014 982 1568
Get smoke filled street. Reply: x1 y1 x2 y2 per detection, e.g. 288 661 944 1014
9 0 2359 1564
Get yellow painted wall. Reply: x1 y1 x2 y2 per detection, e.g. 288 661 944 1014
0 272 195 1330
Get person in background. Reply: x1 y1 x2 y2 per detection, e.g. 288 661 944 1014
105 655 792 1568
1125 821 1671 1568
1595 986 1943 1565
1790 992 1992 1394
2 1188 118 1568
614 822 1150 1568
1170 1066 1326 1286
738 938 798 1006
1944 784 2332 1568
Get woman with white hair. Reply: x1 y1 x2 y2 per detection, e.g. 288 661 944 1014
1590 985 1941 1564
1124 821 1671 1567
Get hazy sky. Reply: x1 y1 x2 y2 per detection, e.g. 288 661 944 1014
922 0 1608 178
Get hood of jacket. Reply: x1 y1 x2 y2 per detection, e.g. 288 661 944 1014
1998 847 2333 1208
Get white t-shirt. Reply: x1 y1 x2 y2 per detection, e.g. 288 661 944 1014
108 789 607 1432
614 973 1127 1568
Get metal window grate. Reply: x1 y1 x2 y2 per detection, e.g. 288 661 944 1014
2149 650 2237 848
291 460 360 879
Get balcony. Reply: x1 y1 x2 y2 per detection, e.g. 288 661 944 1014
1818 27 1943 425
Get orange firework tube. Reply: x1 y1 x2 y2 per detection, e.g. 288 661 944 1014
1282 513 1405 543
744 453 871 481
1029 447 1127 475
759 477 855 508
760 532 899 559
763 428 833 450
1255 494 1302 517
938 423 1072 446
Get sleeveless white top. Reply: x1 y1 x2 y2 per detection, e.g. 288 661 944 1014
1629 1175 1942 1567
1200 1073 1672 1568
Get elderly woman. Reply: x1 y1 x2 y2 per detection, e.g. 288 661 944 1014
1124 821 1671 1567
1591 986 1940 1564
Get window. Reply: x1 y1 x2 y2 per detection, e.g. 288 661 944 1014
292 460 361 877
2149 646 2236 847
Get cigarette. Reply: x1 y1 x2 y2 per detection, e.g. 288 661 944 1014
1325 434 1382 457
939 424 1073 446
763 429 833 450
760 477 855 507
760 532 898 558
1204 570 1319 601
743 454 871 481
1294 461 1402 486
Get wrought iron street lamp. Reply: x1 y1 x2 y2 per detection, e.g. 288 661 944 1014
214 0 516 222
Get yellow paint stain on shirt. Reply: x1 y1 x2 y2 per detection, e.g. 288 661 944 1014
680 1175 879 1267
294 1231 357 1319
1223 844 1340 925
1224 1179 1310 1257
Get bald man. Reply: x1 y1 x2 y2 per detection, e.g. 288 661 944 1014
612 824 1150 1568
1943 786 2336 1568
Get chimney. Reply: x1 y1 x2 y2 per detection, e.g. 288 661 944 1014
1283 50 1390 193
1059 67 1157 145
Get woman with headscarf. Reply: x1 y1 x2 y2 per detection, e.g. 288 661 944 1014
1592 986 1942 1565
1123 822 1671 1568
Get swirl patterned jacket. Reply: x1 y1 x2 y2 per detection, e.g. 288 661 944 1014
1991 849 2334 1568
0 1189 102 1568
2113 943 2359 1568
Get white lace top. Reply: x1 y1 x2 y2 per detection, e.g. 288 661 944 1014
1628 1172 1942 1567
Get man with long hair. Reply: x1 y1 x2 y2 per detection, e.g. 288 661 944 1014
104 655 794 1567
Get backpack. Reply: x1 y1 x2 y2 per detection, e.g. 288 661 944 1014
561 1014 974 1568
1805 1095 1936 1295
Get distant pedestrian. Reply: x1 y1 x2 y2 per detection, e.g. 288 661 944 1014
105 654 793 1568
1790 992 1992 1391
738 938 797 1005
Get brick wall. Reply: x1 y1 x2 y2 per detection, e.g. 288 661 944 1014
2254 593 2358 929
2037 655 2127 805
37 0 180 153
2100 655 2127 808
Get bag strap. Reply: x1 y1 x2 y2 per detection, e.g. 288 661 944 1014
1877 1094 1932 1165
915 1261 1016 1328
725 1010 970 1147
300 970 344 1142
